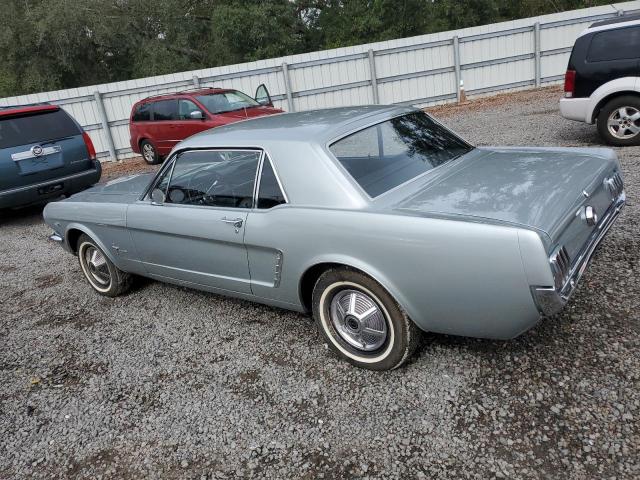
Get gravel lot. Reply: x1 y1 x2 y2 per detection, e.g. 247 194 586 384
1 86 638 479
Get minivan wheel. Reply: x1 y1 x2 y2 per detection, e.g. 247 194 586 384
312 268 420 371
597 96 640 147
140 140 160 165
77 234 133 297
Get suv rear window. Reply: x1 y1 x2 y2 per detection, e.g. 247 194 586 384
329 112 472 198
0 109 80 149
587 26 640 62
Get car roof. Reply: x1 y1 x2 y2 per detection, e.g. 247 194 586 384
177 105 418 149
0 103 59 118
140 87 235 103
590 12 640 28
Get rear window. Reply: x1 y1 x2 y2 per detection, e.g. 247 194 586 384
587 27 640 62
0 109 80 149
329 111 472 197
132 103 152 122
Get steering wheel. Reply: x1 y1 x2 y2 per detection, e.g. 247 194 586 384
186 170 234 205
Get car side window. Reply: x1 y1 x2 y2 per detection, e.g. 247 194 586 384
257 157 286 209
132 103 151 122
152 100 178 121
178 99 203 120
156 150 261 208
587 27 640 62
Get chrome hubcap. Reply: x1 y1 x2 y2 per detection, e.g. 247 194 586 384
329 289 388 352
607 107 640 139
143 144 155 162
83 246 110 287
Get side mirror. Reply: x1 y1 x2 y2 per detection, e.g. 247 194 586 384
151 188 166 204
255 84 273 107
190 110 204 120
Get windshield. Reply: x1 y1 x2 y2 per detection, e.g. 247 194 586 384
329 111 473 197
196 91 260 114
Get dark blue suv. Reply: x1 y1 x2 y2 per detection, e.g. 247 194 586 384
0 104 102 210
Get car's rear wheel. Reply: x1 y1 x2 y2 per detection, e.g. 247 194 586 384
77 234 133 297
597 96 640 147
140 140 160 165
312 268 420 370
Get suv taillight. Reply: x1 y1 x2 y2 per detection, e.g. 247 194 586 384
564 70 576 98
82 132 97 161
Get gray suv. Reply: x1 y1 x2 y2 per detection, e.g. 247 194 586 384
0 104 102 210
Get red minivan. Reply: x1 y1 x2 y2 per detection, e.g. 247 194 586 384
129 85 283 164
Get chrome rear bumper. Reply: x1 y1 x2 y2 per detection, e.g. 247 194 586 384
532 192 625 316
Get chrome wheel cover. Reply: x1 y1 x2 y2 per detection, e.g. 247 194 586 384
329 289 388 352
607 107 640 139
142 143 155 162
83 245 110 287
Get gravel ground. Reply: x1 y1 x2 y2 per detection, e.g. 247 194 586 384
1 86 638 479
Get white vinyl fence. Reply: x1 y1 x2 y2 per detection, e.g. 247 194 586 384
2 1 639 162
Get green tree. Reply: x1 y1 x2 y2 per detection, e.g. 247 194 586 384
0 0 620 98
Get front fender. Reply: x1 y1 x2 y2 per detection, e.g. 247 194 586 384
63 222 120 266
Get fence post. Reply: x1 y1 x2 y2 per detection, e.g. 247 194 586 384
192 75 201 88
453 36 462 102
281 62 295 112
93 91 117 162
534 22 541 87
368 49 380 104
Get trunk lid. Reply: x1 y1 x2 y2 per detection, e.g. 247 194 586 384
391 146 621 257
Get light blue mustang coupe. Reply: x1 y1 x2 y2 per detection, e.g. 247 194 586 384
44 106 625 370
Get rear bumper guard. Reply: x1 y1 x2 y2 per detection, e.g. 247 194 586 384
532 191 625 316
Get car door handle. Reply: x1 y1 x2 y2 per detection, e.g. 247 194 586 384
221 217 244 231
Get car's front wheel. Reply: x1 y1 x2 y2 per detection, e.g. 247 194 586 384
597 96 640 147
140 140 161 165
312 268 420 370
77 234 133 297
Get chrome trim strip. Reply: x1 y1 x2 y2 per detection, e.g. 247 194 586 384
273 250 284 288
252 150 266 209
11 145 62 161
0 168 98 197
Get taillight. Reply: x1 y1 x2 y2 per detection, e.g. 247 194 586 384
82 131 97 161
564 70 576 98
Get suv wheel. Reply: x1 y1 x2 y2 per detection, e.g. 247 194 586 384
597 96 640 147
140 140 160 165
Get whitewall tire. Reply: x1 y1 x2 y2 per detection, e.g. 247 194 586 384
312 268 420 370
77 234 133 297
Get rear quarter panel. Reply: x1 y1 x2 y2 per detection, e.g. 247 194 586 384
245 207 541 339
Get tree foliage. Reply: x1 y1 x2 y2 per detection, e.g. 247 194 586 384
0 0 614 97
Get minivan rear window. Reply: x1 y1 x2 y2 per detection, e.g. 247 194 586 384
587 26 640 62
0 109 80 149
